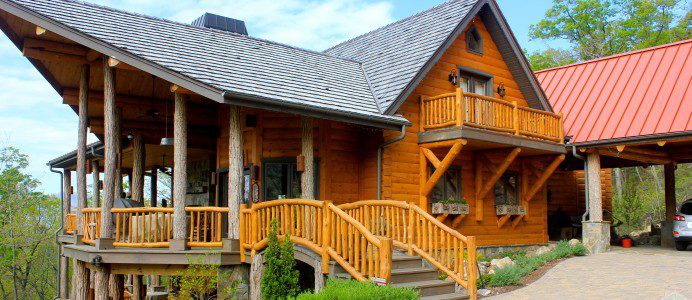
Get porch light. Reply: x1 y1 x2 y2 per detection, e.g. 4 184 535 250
448 69 458 86
160 137 173 146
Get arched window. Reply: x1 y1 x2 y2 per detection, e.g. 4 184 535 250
466 25 482 55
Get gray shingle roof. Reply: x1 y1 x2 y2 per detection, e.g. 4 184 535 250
324 0 480 113
3 0 408 128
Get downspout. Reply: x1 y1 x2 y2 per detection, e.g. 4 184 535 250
377 125 406 199
570 144 589 222
49 166 63 300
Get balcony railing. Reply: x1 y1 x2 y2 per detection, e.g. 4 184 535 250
78 206 227 248
421 89 564 143
65 213 77 234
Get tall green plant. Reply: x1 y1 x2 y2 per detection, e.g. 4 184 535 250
261 219 299 299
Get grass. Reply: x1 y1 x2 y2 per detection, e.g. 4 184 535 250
296 279 419 300
481 240 588 287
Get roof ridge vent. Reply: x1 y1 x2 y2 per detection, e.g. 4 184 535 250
192 13 248 35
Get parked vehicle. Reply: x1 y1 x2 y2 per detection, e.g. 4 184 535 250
673 199 692 251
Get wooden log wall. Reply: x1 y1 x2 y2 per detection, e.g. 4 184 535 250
547 170 613 220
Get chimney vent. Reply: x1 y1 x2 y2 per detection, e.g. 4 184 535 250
192 13 248 35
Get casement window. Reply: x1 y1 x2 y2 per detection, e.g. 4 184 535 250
493 171 519 206
262 158 318 200
430 166 462 203
466 25 483 55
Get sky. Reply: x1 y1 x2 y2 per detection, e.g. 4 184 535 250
0 0 565 196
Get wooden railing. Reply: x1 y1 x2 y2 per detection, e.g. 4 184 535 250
339 200 477 300
65 213 77 234
421 88 563 143
186 207 229 247
112 207 174 248
81 208 102 245
239 199 392 283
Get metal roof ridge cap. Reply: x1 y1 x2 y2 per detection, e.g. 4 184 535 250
570 130 692 147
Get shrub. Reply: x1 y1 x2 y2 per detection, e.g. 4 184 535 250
175 254 221 300
262 219 300 299
297 279 419 300
570 243 588 256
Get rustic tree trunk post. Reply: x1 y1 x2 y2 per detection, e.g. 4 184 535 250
132 275 145 300
92 160 100 207
76 64 89 234
59 256 69 299
150 167 158 207
662 163 676 247
70 260 90 300
228 105 243 240
301 117 314 199
62 170 72 232
114 108 123 199
132 135 145 202
171 92 188 250
60 170 71 299
107 273 123 300
582 151 609 254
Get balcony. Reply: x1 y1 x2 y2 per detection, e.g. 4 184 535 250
420 89 564 144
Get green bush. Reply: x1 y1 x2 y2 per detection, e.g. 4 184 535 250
262 219 300 299
297 279 419 300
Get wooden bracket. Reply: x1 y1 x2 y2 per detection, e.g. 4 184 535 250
512 154 565 227
170 84 195 95
36 26 46 36
497 215 511 228
451 214 465 227
475 148 521 221
436 214 448 222
421 139 466 197
108 57 138 71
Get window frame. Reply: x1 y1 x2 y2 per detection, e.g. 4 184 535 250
458 66 494 97
429 165 462 203
466 24 483 56
261 157 319 201
493 171 519 206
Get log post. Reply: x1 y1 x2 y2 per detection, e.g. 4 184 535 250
171 92 188 249
61 170 71 299
132 275 144 300
132 135 145 202
150 167 158 207
92 160 100 207
586 152 602 222
301 117 314 199
62 170 72 231
76 64 89 234
114 109 123 199
107 272 123 300
662 163 677 247
70 260 89 300
228 105 243 239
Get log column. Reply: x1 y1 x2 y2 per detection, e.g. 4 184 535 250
132 135 145 202
114 109 123 199
582 151 610 254
301 117 314 199
60 170 71 299
662 163 677 247
171 92 188 250
76 64 89 234
92 160 100 207
228 105 243 240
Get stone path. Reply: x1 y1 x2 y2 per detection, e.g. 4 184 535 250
488 246 692 299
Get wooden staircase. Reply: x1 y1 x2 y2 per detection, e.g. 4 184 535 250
330 251 469 299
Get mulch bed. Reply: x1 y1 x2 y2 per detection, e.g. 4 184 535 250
482 258 567 296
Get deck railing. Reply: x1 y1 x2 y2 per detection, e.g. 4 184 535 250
186 207 229 247
240 199 392 283
81 208 101 245
339 200 477 300
421 89 564 143
65 213 77 234
112 207 174 248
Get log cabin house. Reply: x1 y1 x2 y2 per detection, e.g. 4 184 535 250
0 0 633 299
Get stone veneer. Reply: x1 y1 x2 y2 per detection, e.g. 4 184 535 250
582 221 611 254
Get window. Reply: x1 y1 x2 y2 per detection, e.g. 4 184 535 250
494 171 519 206
262 158 318 200
466 25 482 55
430 166 462 203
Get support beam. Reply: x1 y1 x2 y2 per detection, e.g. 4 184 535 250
115 109 123 199
35 25 46 35
61 170 71 299
92 160 100 207
228 105 243 240
170 84 195 95
76 64 89 234
301 117 315 199
474 153 483 222
512 155 566 227
663 163 677 247
108 273 124 300
131 135 145 202
421 139 466 197
107 57 138 71
586 152 602 222
101 57 116 240
132 275 144 300
172 93 188 245
475 148 521 221
71 260 89 300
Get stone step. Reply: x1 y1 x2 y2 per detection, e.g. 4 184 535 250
390 267 439 283
392 279 456 297
420 292 470 300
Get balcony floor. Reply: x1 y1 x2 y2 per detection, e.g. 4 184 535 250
419 126 567 155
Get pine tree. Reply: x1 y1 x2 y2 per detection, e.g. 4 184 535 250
261 219 299 299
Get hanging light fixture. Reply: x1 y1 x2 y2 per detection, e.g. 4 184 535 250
159 78 174 146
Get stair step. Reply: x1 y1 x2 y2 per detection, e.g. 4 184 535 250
391 255 424 269
392 280 456 297
390 267 439 283
420 292 469 300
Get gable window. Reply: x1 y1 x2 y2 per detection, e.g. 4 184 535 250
466 25 482 55
459 69 493 97
430 166 462 203
494 171 519 206
262 158 319 200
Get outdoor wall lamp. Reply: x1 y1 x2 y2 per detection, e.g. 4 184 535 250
127 132 134 140
90 255 102 267
497 82 506 98
448 69 458 86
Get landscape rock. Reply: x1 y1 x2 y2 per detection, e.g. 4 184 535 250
568 239 581 247
490 257 515 272
530 246 552 256
478 289 492 297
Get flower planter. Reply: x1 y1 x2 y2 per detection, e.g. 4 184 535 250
432 203 469 215
495 205 526 216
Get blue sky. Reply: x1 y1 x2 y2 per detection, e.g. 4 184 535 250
0 0 564 195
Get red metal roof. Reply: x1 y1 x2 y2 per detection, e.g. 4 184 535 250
535 39 692 145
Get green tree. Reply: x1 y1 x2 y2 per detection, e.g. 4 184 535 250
527 0 691 70
0 147 60 299
261 219 299 299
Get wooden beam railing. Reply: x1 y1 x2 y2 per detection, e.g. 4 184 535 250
421 89 563 143
81 208 102 245
186 207 229 247
239 199 392 283
65 213 77 234
339 200 477 300
112 207 174 248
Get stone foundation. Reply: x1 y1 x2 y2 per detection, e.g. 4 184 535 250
218 264 250 300
476 243 551 258
582 221 610 254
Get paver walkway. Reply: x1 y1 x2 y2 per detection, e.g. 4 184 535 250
488 246 692 299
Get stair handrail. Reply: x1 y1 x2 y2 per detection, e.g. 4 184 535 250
339 200 477 300
239 199 392 283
